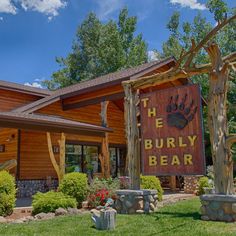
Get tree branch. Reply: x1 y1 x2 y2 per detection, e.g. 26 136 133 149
223 52 236 63
226 134 236 149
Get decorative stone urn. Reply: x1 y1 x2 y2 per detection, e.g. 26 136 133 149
114 189 158 214
200 194 236 222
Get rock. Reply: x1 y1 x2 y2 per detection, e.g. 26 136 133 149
82 201 89 209
149 195 154 203
136 200 144 210
124 200 133 209
201 215 209 221
35 212 55 220
67 208 80 215
55 208 68 216
223 203 232 214
136 210 144 214
0 216 7 224
12 219 24 224
232 203 236 213
25 216 35 222
150 203 155 211
114 200 122 212
210 201 220 210
200 206 206 215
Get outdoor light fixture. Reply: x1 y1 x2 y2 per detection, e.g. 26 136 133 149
6 134 15 142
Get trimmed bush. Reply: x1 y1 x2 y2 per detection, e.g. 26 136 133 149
0 171 16 216
59 173 88 207
197 176 211 195
140 175 163 201
32 191 77 215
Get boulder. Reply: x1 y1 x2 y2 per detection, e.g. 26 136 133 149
35 212 55 220
0 216 7 224
55 208 68 216
67 208 80 215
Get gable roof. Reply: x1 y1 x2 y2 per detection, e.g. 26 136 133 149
0 80 52 97
0 111 112 136
14 57 176 113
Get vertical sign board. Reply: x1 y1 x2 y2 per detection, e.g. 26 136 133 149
140 84 205 176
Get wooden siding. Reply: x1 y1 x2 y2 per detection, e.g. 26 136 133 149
0 89 40 112
19 130 104 179
0 128 18 175
38 101 126 145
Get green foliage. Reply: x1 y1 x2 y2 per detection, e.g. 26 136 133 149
206 0 228 23
59 173 88 207
197 177 212 195
161 1 236 162
44 7 147 90
87 177 120 208
140 175 163 201
32 191 77 215
0 171 16 216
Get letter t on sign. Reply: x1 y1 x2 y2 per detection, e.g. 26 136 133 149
141 98 149 108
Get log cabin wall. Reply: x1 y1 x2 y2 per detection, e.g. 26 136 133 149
0 128 18 175
0 89 41 112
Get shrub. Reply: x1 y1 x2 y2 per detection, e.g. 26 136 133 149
0 171 16 216
140 175 163 201
87 178 119 208
197 177 212 195
59 173 88 207
32 191 77 214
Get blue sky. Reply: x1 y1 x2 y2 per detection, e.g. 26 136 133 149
0 0 235 87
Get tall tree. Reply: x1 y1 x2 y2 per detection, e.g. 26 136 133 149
44 8 147 90
161 0 236 165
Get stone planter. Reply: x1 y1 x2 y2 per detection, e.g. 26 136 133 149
200 194 236 222
114 189 158 214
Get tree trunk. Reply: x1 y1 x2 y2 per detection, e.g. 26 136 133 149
123 83 140 190
206 43 234 195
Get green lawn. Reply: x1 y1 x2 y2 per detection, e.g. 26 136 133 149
1 198 236 236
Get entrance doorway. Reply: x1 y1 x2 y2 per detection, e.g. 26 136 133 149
109 147 126 177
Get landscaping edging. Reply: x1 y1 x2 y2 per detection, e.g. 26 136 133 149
200 194 236 222
114 189 158 214
0 207 88 224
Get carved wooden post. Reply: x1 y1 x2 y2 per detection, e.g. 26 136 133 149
100 101 110 178
47 132 66 183
123 83 140 190
206 43 234 194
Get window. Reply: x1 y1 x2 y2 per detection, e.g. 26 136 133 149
109 147 126 177
65 143 100 175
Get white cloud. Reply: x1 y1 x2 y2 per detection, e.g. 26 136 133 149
95 0 123 20
0 0 17 14
0 17 3 21
24 82 43 88
20 0 67 19
170 0 206 10
148 50 160 62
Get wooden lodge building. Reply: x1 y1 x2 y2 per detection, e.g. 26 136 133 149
0 57 194 197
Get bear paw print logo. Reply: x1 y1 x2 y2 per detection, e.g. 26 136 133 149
166 94 197 130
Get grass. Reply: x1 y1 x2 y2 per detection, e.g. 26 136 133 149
0 198 236 236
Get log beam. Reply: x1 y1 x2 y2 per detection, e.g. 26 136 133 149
47 132 66 183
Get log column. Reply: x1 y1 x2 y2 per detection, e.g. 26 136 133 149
100 101 110 178
123 83 140 190
206 43 234 194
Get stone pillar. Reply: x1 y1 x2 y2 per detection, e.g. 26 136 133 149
184 176 201 194
115 189 158 214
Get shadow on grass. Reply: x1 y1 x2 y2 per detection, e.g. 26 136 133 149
152 211 201 221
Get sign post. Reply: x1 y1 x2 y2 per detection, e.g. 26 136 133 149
140 84 205 176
